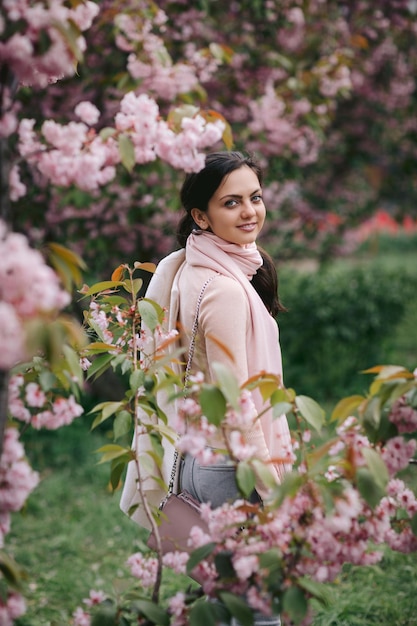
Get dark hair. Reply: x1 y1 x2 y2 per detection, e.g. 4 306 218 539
176 150 285 317
177 151 262 248
254 247 287 317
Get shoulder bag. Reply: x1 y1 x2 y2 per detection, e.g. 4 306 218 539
147 275 217 561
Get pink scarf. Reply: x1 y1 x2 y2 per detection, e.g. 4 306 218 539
186 231 292 480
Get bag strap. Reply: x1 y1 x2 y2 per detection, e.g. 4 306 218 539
167 273 218 496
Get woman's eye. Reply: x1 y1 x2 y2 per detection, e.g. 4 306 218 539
252 195 263 203
224 199 237 207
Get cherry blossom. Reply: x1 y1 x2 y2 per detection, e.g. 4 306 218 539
0 592 26 626
0 0 99 88
127 552 158 588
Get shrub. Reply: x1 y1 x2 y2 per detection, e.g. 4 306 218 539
278 261 417 401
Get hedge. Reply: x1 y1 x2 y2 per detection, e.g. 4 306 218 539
277 261 417 402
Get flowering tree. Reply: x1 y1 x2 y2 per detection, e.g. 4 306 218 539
67 265 417 626
3 0 417 269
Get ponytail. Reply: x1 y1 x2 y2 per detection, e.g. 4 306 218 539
252 247 287 318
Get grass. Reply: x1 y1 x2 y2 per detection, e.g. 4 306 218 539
9 425 143 625
9 423 198 625
312 548 417 625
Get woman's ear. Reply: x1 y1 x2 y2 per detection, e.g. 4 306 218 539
190 208 209 230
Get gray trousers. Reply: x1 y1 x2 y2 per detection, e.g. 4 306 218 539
179 454 281 626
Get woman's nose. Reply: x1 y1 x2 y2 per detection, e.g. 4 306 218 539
241 200 256 217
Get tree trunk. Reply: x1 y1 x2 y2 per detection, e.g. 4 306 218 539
0 370 9 459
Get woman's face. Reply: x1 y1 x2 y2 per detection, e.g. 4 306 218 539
191 165 266 246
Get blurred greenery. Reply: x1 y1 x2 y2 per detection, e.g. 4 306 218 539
278 251 417 401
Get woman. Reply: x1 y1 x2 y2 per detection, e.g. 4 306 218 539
120 151 291 624
175 151 291 505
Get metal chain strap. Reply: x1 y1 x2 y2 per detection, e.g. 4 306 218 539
167 273 218 496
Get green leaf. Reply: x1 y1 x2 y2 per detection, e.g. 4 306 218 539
91 604 118 626
86 353 114 381
219 591 254 626
81 280 125 297
38 370 57 392
236 461 256 498
123 277 143 296
135 599 170 626
130 369 145 393
0 551 25 589
295 395 325 433
89 401 124 424
270 388 291 404
110 456 130 490
362 396 382 434
331 395 365 422
84 342 117 354
249 373 281 402
258 549 282 582
138 299 164 332
298 577 331 607
361 447 389 490
212 362 240 409
251 459 281 492
272 401 293 418
200 385 227 425
96 444 130 464
186 543 216 575
52 18 83 63
214 550 236 579
356 467 386 508
63 344 84 386
99 127 117 141
118 133 136 173
282 586 308 623
113 410 132 440
190 598 217 626
273 471 305 505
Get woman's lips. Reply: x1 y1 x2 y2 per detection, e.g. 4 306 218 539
237 223 257 231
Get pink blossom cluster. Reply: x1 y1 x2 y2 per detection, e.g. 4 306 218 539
176 383 271 465
180 472 415 612
0 427 39 546
248 84 323 165
0 87 19 139
8 374 83 430
114 9 204 101
379 479 417 553
277 7 306 53
0 591 26 626
13 92 225 198
314 57 352 98
326 416 372 472
0 0 99 88
381 436 416 477
72 590 107 626
115 92 225 172
126 552 159 588
0 221 70 370
168 591 188 626
389 394 417 434
0 0 99 154
86 295 180 368
15 116 117 196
